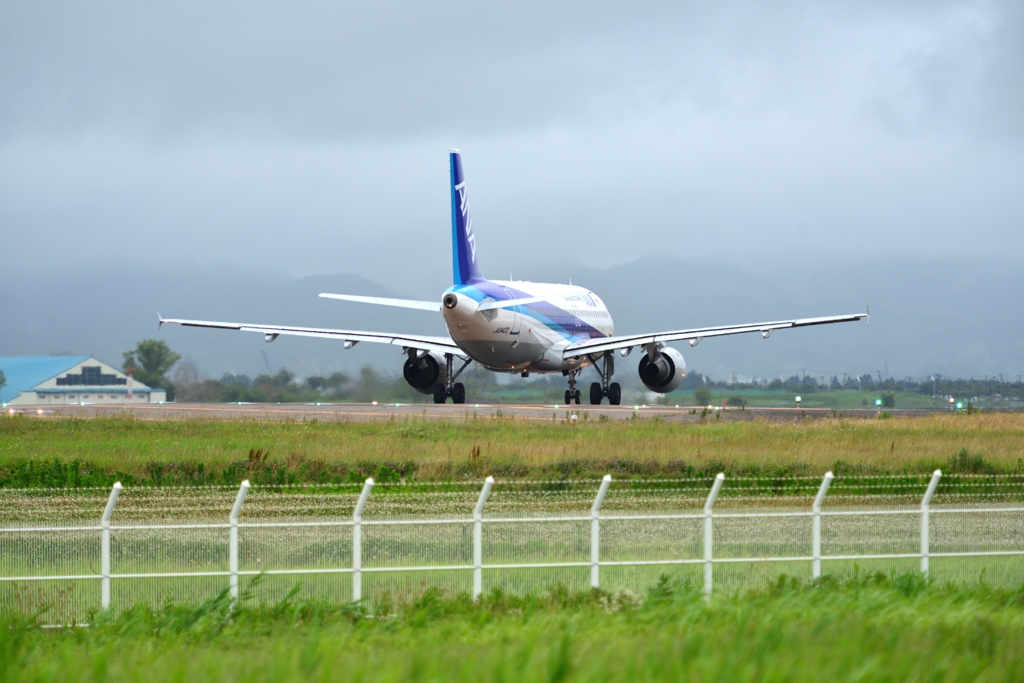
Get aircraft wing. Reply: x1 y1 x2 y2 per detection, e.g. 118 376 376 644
158 316 466 358
562 309 868 359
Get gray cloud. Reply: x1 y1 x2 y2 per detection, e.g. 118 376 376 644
1 1 1023 376
3 1 1019 141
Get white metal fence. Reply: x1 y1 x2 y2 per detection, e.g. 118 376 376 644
1 471 1022 621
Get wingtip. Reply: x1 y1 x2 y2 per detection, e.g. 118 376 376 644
157 312 164 331
866 305 870 326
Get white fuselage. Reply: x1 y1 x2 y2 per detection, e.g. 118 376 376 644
441 280 613 373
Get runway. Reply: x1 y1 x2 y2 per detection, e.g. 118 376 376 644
6 401 939 423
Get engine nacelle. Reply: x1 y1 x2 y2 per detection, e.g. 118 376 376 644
403 351 448 394
637 347 686 393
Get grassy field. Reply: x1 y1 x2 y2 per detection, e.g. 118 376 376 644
2 574 1023 682
2 412 1023 486
3 415 1021 681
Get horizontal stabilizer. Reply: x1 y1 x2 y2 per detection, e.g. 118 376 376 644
476 295 563 312
319 293 439 311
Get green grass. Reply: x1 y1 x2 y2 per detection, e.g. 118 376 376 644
3 574 1023 682
2 412 1023 486
707 389 946 409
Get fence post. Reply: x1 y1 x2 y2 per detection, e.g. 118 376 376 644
229 480 251 605
812 471 834 579
921 470 942 575
591 475 612 589
352 478 374 602
704 473 725 600
473 476 494 600
100 481 122 610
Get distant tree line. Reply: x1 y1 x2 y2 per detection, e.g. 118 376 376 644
120 338 1022 405
692 373 1023 399
174 366 429 404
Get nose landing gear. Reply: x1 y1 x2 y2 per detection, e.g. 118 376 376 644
564 370 581 405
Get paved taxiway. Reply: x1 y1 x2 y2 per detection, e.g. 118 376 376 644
8 402 940 423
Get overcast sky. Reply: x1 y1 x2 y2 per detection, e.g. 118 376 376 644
2 0 1022 295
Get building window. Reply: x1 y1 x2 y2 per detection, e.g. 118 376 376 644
56 366 127 387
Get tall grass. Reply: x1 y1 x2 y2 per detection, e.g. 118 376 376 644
2 574 1023 682
2 413 1023 486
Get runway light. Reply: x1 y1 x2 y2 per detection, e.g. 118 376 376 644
875 399 882 406
372 401 378 406
956 402 963 410
675 404 680 408
8 409 14 415
37 409 43 415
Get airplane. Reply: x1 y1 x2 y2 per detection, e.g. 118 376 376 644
159 150 868 406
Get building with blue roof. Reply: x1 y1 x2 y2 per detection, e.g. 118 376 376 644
0 356 166 406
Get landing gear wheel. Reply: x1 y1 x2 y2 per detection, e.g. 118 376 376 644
433 383 447 404
452 383 466 404
590 383 602 405
564 389 572 405
608 382 622 406
574 389 582 405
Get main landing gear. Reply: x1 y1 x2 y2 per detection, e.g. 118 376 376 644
588 352 621 405
433 353 472 404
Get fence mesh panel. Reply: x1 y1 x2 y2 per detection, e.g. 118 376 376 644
0 474 1021 622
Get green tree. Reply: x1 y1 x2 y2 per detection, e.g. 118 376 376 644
0 369 6 400
694 385 712 406
123 340 181 400
881 390 896 408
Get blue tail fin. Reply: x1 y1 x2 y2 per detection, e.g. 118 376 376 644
450 149 484 285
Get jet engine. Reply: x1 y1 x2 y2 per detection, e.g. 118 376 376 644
637 347 686 393
403 351 448 394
